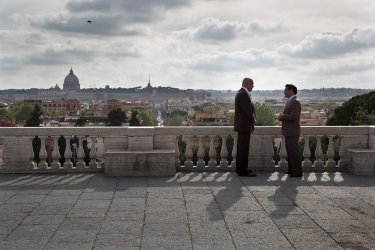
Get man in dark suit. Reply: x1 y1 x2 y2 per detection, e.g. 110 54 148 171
277 84 302 177
234 78 256 177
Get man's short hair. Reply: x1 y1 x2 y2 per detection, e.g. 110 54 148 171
285 84 297 94
242 78 253 86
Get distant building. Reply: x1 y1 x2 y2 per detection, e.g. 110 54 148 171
0 118 16 127
63 68 80 91
107 99 122 111
194 111 231 126
299 111 327 126
19 99 80 117
121 101 152 114
105 99 152 114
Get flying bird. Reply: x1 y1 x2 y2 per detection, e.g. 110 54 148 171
87 20 92 23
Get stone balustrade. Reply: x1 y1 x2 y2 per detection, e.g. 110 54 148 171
0 126 374 175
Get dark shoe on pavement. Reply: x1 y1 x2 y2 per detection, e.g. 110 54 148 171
284 171 291 174
239 172 256 177
290 174 303 177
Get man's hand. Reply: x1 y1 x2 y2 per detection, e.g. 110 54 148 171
277 114 283 121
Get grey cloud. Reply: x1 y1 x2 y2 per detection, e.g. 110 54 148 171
65 0 189 24
66 1 111 12
24 48 97 65
190 18 287 42
0 57 21 74
34 15 142 36
322 58 375 76
106 50 141 59
33 0 190 36
0 30 45 49
67 0 189 13
281 28 375 58
180 49 277 71
248 21 285 33
194 18 243 41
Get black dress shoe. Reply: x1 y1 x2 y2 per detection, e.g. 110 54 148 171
284 171 291 174
239 172 256 177
290 174 303 177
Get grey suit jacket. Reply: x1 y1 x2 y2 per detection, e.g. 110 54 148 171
280 96 301 137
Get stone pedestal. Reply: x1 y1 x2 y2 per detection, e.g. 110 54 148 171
104 127 176 176
348 149 375 176
104 150 175 176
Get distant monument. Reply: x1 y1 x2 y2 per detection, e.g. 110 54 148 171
63 68 80 91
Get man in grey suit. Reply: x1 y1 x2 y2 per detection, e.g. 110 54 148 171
234 78 256 177
277 84 302 177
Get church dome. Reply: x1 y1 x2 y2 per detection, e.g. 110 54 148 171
63 68 80 91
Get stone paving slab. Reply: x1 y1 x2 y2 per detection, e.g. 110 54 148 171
0 172 374 249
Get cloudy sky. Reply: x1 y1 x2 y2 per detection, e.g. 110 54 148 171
1 0 375 90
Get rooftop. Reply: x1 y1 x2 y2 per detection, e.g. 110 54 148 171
0 172 374 249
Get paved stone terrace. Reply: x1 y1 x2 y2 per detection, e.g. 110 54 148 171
0 172 374 250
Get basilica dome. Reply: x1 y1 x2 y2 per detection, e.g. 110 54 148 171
63 68 80 91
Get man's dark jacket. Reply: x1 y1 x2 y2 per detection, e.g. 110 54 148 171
234 88 255 133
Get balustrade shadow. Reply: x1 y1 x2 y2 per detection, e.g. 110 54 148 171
266 172 299 219
204 173 242 222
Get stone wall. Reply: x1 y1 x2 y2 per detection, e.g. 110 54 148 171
0 126 374 175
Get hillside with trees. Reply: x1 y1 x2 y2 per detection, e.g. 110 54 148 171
327 91 375 125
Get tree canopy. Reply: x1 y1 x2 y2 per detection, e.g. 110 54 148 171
254 102 276 126
129 110 141 126
137 109 157 126
327 91 375 125
24 104 43 127
106 108 126 126
0 109 13 119
13 105 33 124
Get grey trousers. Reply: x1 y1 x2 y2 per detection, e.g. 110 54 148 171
285 136 302 175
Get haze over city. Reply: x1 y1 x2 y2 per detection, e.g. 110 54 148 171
1 0 375 90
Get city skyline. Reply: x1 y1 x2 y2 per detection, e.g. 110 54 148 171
1 0 375 90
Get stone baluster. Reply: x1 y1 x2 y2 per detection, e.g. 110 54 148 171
30 137 37 169
175 137 181 168
278 137 288 168
64 137 73 169
208 136 217 168
302 135 312 168
325 135 336 168
231 135 237 168
338 136 347 168
89 137 98 169
184 136 193 168
314 136 324 168
50 136 61 169
76 137 86 169
197 136 205 169
39 136 48 169
220 135 228 168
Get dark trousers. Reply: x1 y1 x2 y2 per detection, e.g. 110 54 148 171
236 132 250 174
285 136 302 175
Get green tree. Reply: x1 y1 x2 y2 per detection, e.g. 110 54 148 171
254 102 276 126
106 108 126 126
170 110 188 117
228 112 235 125
129 110 141 126
0 109 13 119
13 105 33 124
327 91 375 125
166 114 183 126
25 104 43 127
137 109 157 126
